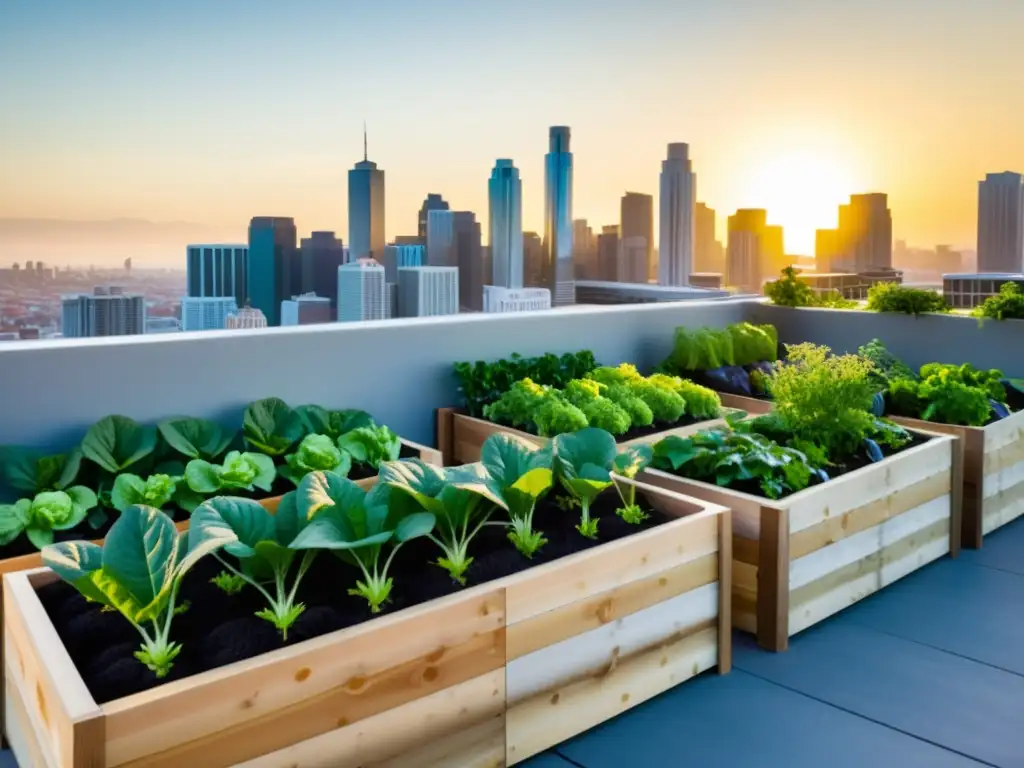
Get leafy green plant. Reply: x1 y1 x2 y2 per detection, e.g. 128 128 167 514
563 379 631 435
479 433 554 557
294 405 374 440
81 415 159 475
210 570 247 595
768 342 877 458
729 323 778 366
652 428 819 499
337 423 402 469
552 428 618 538
185 451 276 496
0 486 98 549
243 397 306 457
280 434 352 486
0 446 83 496
42 505 220 677
866 283 950 315
631 377 688 423
111 473 178 512
857 339 917 389
765 266 818 307
378 459 507 583
189 493 316 638
664 327 735 371
157 417 234 462
455 350 598 417
973 281 1024 321
290 471 435 612
611 444 653 523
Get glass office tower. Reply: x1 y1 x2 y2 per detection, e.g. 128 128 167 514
544 126 575 305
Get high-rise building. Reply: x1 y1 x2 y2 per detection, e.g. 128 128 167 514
817 194 893 273
348 128 385 261
382 244 425 284
482 286 552 313
417 194 450 244
299 232 345 309
694 203 724 275
247 217 298 326
573 219 597 279
523 231 544 287
618 236 649 284
543 126 575 305
620 192 654 284
61 286 146 338
281 293 332 326
597 225 620 282
180 296 238 332
225 304 268 330
727 210 773 293
489 160 524 288
658 143 697 286
185 244 248 308
337 258 387 322
427 210 483 311
977 172 1024 273
397 266 459 317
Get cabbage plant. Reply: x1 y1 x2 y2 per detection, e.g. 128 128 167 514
111 473 178 512
188 493 316 638
479 433 553 557
185 451 276 496
0 446 83 495
158 417 234 462
290 471 434 612
42 505 222 677
280 434 352 486
337 424 402 469
552 428 618 538
0 487 98 549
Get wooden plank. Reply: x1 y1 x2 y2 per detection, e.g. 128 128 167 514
717 510 732 674
981 474 1024 536
505 625 718 765
235 670 505 768
435 407 459 466
716 393 773 415
507 552 718 660
5 678 53 768
102 586 506 767
757 506 789 653
639 468 764 539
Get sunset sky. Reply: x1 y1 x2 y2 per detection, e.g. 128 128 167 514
1 0 1022 258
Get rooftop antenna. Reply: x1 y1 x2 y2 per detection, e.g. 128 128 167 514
363 121 367 162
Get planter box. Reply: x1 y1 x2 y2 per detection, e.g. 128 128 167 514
3 477 730 768
436 407 729 466
640 429 960 652
716 393 773 415
890 411 1024 548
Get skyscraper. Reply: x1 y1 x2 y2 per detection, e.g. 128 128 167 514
618 236 649 283
247 217 298 326
573 219 596 279
348 127 385 261
977 172 1024 273
817 194 893 273
417 194 449 244
694 203 723 274
658 144 697 286
620 192 655 284
299 231 345 309
281 293 332 326
337 258 387 322
523 232 544 287
397 266 459 317
181 297 238 332
61 286 146 338
382 244 425 283
597 225 620 282
185 244 248 308
427 210 483 311
543 126 575 305
727 209 774 293
489 160 524 288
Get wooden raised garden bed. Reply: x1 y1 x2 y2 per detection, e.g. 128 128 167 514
715 393 773 416
889 411 1024 549
436 407 729 465
3 477 730 768
640 428 960 652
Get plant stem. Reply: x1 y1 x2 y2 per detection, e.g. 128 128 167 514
213 552 275 605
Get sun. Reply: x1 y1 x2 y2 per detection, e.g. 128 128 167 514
742 151 855 257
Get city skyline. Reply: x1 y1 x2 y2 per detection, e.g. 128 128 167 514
2 1 1023 259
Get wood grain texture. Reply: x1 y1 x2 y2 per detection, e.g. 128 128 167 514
716 393 774 415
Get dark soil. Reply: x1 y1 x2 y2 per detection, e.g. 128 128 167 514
660 433 931 500
38 490 674 705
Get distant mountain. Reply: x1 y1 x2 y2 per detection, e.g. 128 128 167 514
0 218 242 243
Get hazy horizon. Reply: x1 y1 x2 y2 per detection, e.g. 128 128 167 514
2 0 1022 261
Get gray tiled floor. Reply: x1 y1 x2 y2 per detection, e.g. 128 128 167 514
6 518 1024 767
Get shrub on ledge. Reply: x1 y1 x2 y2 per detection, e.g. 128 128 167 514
764 267 857 309
866 282 950 315
973 281 1024 321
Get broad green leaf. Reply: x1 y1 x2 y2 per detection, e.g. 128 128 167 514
87 567 151 623
0 502 29 545
297 471 366 521
243 398 305 457
102 505 180 608
332 409 375 435
480 432 537 487
337 425 401 468
184 460 222 494
26 526 54 550
552 428 618 481
445 463 508 509
158 417 232 461
253 540 295 574
505 467 553 520
612 445 653 479
1 447 83 494
249 453 277 492
289 517 391 551
394 511 435 542
111 474 147 511
81 415 158 474
188 497 275 559
273 491 302 545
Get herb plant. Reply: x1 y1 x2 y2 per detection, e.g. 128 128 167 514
280 434 352 486
243 397 306 457
551 428 618 538
0 486 99 549
0 446 83 496
189 493 316 638
857 339 917 389
290 471 435 612
185 451 276 496
765 267 857 309
42 505 220 677
378 459 507 583
479 433 554 557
